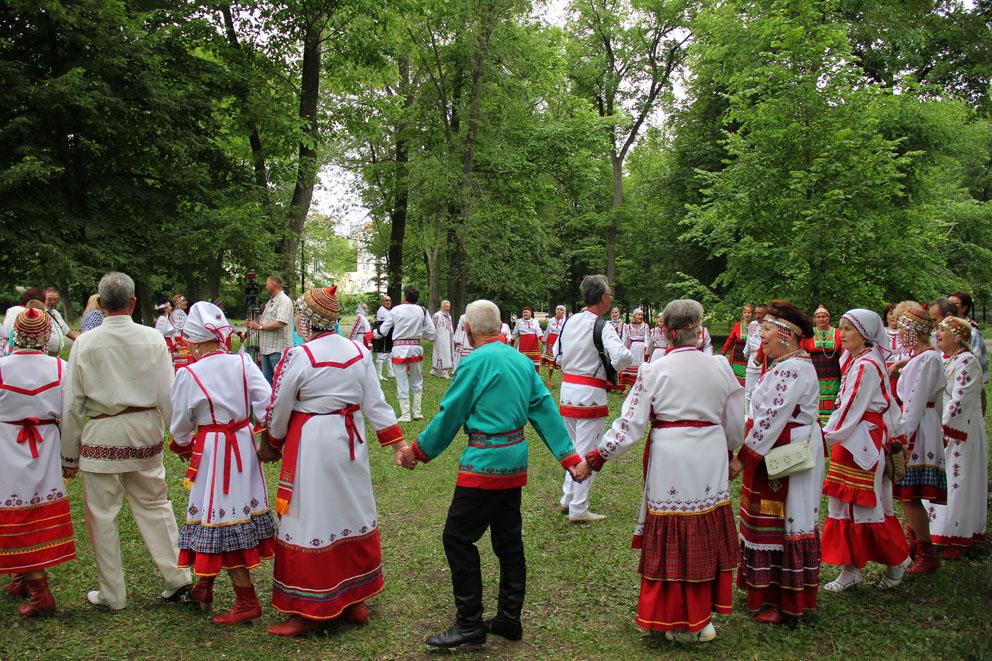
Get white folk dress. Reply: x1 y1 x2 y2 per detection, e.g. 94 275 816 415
620 322 649 385
431 311 455 373
349 313 372 349
266 333 404 620
926 351 988 548
453 314 472 369
512 318 544 370
542 316 566 367
589 347 744 633
893 349 946 503
645 327 668 363
169 351 275 576
0 350 75 573
736 354 823 616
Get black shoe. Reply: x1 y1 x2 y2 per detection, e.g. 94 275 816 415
160 584 192 602
486 617 522 641
425 623 487 648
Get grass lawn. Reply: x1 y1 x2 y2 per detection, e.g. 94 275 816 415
3 322 991 659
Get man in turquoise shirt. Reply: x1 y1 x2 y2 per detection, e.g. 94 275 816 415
405 300 590 648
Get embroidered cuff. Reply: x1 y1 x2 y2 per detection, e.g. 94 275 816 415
942 424 967 442
376 424 405 447
585 448 606 471
268 434 286 450
559 452 581 470
411 439 431 463
737 444 763 468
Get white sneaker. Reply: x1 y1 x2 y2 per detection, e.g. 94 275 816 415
86 590 125 611
568 511 606 523
666 623 716 643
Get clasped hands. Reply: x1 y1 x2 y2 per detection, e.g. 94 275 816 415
568 460 591 483
395 444 417 470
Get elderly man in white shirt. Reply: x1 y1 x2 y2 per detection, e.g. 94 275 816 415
376 285 435 422
61 272 191 611
246 274 294 383
553 274 632 522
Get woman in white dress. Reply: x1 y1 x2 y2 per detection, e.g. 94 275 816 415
542 305 567 385
585 299 744 643
926 317 988 559
263 286 415 637
453 313 472 372
645 312 667 362
619 308 649 387
890 302 945 575
512 306 544 372
169 302 275 626
735 301 823 624
0 308 73 617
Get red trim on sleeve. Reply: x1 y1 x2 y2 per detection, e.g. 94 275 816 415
168 437 193 458
559 452 581 470
411 439 430 463
943 425 967 441
737 443 763 468
375 424 405 446
585 448 606 471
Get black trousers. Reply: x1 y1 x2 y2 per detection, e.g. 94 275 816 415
442 486 525 626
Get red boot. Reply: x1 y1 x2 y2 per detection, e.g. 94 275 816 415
212 584 262 626
189 576 215 612
343 601 369 624
266 615 324 637
754 606 784 625
905 526 919 560
939 546 962 560
4 574 28 599
907 541 940 575
18 576 56 617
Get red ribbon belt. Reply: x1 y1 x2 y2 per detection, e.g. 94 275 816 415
275 403 363 516
651 420 718 429
4 418 58 459
186 419 250 495
562 373 610 389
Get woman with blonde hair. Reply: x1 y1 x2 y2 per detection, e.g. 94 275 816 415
80 294 104 333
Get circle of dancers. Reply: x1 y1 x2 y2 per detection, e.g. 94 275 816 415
0 272 987 647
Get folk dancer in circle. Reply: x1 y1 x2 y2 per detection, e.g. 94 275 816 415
925 316 988 558
375 286 436 422
541 305 566 386
263 286 415 637
453 313 472 372
406 300 588 648
155 301 179 364
882 303 905 404
645 312 667 362
890 302 946 575
0 308 75 617
512 306 544 372
820 309 910 592
168 302 276 626
499 320 513 344
431 300 455 379
619 308 649 388
744 303 768 418
947 291 989 412
554 275 632 523
721 303 753 386
373 295 395 380
349 303 373 350
169 293 192 371
585 299 743 643
735 301 823 624
801 305 843 424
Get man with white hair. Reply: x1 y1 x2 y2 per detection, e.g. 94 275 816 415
62 272 191 610
431 300 455 379
553 275 632 522
376 285 436 421
406 299 589 648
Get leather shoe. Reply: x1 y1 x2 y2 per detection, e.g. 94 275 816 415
267 615 324 637
486 617 522 641
161 583 192 602
425 623 487 648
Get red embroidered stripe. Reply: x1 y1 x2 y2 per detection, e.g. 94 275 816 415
391 355 423 364
559 404 609 419
942 424 967 441
559 452 581 469
80 441 163 461
562 373 609 389
456 471 528 489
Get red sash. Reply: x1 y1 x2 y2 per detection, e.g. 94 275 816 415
562 373 609 389
3 418 58 459
275 404 363 516
184 420 250 495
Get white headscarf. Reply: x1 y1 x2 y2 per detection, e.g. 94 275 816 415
182 302 234 345
355 304 365 319
841 307 892 369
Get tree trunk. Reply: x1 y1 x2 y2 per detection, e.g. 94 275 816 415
425 243 441 312
277 24 322 296
607 151 622 286
387 55 414 303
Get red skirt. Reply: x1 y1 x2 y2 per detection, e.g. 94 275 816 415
737 535 820 616
821 513 908 569
517 333 541 370
636 571 733 632
179 537 276 577
0 499 75 573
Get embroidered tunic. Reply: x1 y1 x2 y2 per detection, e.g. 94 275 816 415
736 355 823 616
348 313 372 349
821 351 908 569
926 352 988 548
169 352 275 577
645 327 668 363
453 314 472 369
553 310 631 419
587 347 744 633
412 340 580 487
801 328 842 424
512 318 544 370
266 333 404 620
0 351 75 573
377 303 435 365
620 322 649 386
542 316 566 366
893 349 946 503
431 311 455 372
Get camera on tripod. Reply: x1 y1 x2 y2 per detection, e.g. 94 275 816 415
243 271 261 363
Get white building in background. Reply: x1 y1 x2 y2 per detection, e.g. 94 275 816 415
337 218 382 296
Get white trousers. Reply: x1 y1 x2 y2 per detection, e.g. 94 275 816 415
560 417 605 516
393 360 424 399
81 463 190 609
377 352 394 377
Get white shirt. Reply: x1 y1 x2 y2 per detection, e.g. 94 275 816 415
555 310 632 408
376 302 436 360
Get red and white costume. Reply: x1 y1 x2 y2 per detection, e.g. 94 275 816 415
431 310 455 377
553 310 631 517
349 312 372 350
926 351 987 548
512 317 543 371
453 314 472 370
499 322 512 344
169 351 275 577
737 354 824 616
587 347 744 633
619 321 649 386
266 332 404 620
821 348 908 569
542 315 566 368
893 349 946 503
0 350 74 574
376 302 435 408
645 326 667 363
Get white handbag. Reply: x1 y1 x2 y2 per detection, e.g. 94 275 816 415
765 428 816 480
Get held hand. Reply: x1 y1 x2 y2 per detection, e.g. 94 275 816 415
62 466 78 479
729 456 744 480
568 461 591 483
395 444 417 470
257 438 281 464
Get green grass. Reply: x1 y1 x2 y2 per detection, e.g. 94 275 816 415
5 324 992 659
